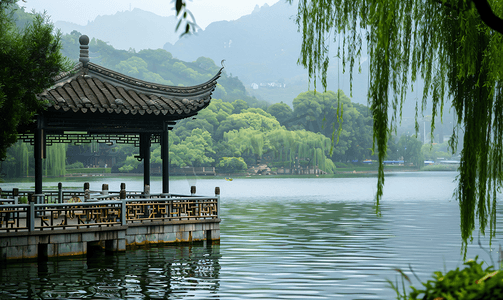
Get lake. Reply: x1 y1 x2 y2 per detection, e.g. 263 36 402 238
1 172 502 299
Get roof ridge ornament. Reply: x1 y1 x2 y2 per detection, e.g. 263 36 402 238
79 35 90 67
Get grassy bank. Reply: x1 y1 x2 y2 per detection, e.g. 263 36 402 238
65 168 111 174
421 164 459 171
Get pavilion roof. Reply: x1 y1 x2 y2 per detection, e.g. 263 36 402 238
38 61 223 119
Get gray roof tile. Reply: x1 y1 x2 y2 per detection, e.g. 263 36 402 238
39 62 222 120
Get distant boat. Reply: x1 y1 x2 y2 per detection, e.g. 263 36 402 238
225 177 233 181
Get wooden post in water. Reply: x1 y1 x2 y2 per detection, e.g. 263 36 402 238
215 187 220 218
191 186 196 196
120 186 127 225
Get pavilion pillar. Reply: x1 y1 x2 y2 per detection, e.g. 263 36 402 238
34 115 46 197
162 122 170 194
140 133 151 193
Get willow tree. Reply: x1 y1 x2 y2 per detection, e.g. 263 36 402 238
287 0 503 253
45 144 66 177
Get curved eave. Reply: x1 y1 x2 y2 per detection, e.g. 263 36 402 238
87 62 223 98
45 98 210 120
38 63 222 120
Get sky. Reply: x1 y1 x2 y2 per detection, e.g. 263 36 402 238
20 0 280 29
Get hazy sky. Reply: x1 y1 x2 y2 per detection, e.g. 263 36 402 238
21 0 280 29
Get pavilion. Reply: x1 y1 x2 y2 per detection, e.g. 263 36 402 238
19 35 222 199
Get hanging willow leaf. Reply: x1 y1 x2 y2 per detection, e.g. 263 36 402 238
289 0 503 255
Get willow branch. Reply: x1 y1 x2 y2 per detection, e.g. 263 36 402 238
472 0 503 34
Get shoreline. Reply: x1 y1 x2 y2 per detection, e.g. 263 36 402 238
0 168 460 184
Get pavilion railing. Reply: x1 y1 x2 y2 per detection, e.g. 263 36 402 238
0 189 220 233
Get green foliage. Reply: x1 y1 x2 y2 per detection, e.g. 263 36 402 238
59 30 81 61
115 56 173 85
215 117 249 141
0 2 69 161
396 135 423 168
267 102 293 126
118 155 141 173
137 49 173 73
2 141 66 179
291 90 374 162
231 99 249 114
167 128 215 168
290 0 503 252
225 127 336 174
226 110 281 132
1 140 31 178
390 258 503 300
216 157 248 173
422 164 459 172
44 144 67 177
66 161 84 169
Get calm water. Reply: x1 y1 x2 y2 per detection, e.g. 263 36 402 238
1 172 503 299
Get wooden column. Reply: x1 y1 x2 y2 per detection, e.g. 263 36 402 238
162 123 170 194
140 133 151 192
34 115 45 196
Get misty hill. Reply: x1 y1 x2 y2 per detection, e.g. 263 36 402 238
55 8 179 50
163 2 370 106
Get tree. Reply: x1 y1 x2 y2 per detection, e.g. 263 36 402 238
397 135 423 168
289 0 503 253
216 157 248 174
225 109 282 132
0 1 69 162
231 99 249 114
115 56 173 85
290 90 373 162
169 128 215 167
267 102 293 126
421 142 453 162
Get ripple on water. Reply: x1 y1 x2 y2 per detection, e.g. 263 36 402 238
0 174 502 299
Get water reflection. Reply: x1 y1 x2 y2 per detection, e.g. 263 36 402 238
0 244 221 299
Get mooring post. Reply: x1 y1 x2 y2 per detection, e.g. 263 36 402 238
215 187 220 218
84 182 90 201
102 184 109 196
191 186 196 196
58 182 63 203
120 187 126 226
28 193 35 231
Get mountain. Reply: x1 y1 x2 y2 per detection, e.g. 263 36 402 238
55 8 179 50
163 2 370 106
